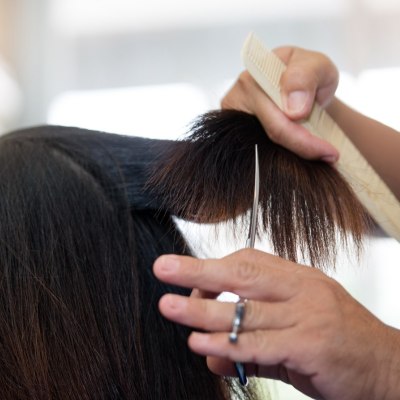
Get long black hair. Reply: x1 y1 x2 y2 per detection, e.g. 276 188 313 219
0 107 370 398
0 125 256 399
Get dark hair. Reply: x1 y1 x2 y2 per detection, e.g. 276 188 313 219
149 109 371 270
0 126 256 399
0 106 370 398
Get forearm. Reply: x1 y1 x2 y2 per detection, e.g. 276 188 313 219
327 98 400 201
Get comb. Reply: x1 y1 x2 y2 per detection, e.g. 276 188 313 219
241 32 400 241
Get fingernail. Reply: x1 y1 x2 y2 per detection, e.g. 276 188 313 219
163 294 185 310
190 332 209 344
157 255 180 273
321 155 338 164
285 90 308 114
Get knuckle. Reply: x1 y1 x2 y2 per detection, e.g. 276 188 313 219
197 297 208 315
315 50 336 70
193 257 206 273
230 251 263 288
221 71 255 111
235 261 260 286
316 276 341 297
235 248 256 260
196 300 212 329
267 122 285 144
237 70 253 91
243 301 262 329
284 64 317 90
273 46 295 62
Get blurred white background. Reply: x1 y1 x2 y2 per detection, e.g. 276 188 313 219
1 1 400 398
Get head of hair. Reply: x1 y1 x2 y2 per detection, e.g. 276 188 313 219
0 126 256 399
0 106 371 398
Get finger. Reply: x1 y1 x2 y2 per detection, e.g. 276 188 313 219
206 356 259 378
189 329 319 381
220 70 261 113
153 249 300 301
158 294 296 332
274 47 339 119
188 330 296 372
208 356 321 399
207 355 285 381
221 70 338 162
207 356 279 382
250 93 339 162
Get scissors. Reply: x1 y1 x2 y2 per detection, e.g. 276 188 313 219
232 144 260 386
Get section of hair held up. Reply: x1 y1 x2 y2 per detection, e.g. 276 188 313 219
148 109 372 270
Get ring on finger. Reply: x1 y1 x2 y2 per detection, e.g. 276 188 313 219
229 299 247 343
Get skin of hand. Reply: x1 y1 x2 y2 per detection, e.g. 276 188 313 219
154 249 400 400
221 47 400 199
221 47 340 163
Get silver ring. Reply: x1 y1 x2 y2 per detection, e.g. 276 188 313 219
229 300 246 343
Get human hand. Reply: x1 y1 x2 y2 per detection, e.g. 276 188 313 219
154 249 400 400
221 47 340 163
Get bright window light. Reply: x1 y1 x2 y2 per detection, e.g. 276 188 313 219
47 83 210 139
49 0 348 35
0 59 21 133
365 0 400 12
357 68 400 130
337 68 400 131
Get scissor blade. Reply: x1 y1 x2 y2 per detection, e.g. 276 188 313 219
246 144 260 248
235 145 260 386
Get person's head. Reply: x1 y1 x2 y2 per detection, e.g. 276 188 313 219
0 126 255 399
0 108 370 399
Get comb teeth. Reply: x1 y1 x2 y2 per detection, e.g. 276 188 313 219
242 33 285 88
241 32 400 241
242 33 286 89
241 33 285 108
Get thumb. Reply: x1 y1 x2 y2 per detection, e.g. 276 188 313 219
273 47 339 120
